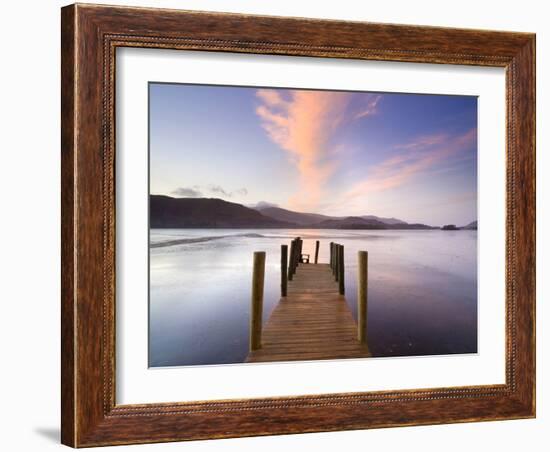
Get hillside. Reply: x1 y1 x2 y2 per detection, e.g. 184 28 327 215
150 195 293 228
256 206 410 227
314 216 388 229
151 195 437 229
256 206 333 225
314 217 435 230
361 215 407 225
461 221 478 230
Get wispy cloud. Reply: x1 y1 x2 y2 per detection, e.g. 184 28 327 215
393 133 447 150
171 186 203 198
353 94 382 120
255 89 381 211
208 185 248 197
172 184 248 198
249 201 279 209
419 191 477 209
342 128 477 204
256 89 287 108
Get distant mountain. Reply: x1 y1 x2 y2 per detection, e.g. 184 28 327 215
152 195 437 229
256 206 333 226
314 216 387 229
314 217 435 230
256 206 410 227
441 224 460 231
361 215 407 225
150 195 293 228
387 223 438 230
461 221 477 230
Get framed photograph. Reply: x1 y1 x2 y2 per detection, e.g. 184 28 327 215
61 3 535 447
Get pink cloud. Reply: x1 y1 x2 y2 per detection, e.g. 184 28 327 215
344 128 477 201
256 89 385 211
393 133 447 150
420 191 477 208
353 94 382 120
256 89 287 108
255 89 351 211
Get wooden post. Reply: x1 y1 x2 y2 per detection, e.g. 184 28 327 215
338 245 345 295
297 237 302 265
281 245 288 296
288 240 295 281
357 251 368 343
294 239 298 273
250 251 265 351
334 244 340 281
329 242 334 270
314 240 320 264
294 238 299 273
296 239 300 266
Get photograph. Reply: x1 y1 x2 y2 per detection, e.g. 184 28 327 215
54 1 537 447
148 83 479 367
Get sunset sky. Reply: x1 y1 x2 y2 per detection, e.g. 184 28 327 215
149 83 477 226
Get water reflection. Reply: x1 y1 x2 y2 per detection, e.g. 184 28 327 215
149 229 477 367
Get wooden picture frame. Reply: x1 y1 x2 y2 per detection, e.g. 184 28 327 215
61 3 535 447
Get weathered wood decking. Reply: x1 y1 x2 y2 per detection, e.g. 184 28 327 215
246 263 370 363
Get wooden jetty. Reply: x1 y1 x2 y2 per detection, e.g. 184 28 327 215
247 240 370 363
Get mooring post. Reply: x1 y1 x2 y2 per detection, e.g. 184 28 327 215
295 239 300 273
281 245 288 296
297 237 302 265
357 251 368 343
288 240 296 280
295 238 300 269
250 251 266 351
314 240 320 264
338 245 345 295
334 244 340 282
329 242 333 270
334 243 338 276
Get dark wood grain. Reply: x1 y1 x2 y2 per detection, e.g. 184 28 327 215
60 5 76 447
61 3 535 447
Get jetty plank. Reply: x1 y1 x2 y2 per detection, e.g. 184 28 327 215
246 263 370 363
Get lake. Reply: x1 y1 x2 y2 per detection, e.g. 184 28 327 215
149 229 477 367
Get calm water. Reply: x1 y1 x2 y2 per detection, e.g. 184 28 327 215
149 229 477 367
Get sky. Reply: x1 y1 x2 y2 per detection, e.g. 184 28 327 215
149 83 477 226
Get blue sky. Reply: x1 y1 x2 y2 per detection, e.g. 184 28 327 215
149 83 477 226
